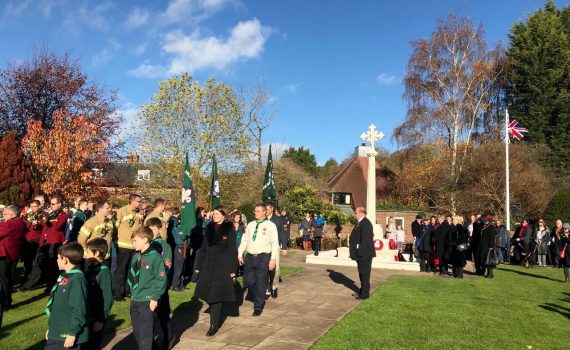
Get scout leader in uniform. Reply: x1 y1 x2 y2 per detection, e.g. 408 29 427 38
128 227 167 350
78 201 114 262
113 194 143 301
44 243 89 349
238 203 279 316
144 198 171 241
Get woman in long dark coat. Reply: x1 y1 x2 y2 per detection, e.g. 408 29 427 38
449 216 468 278
557 223 570 283
478 215 497 279
194 206 238 336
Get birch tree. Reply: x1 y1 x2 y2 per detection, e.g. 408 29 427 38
393 13 504 213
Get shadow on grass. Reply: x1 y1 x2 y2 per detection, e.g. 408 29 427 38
497 266 562 282
10 292 48 309
326 269 359 294
540 303 570 320
0 313 44 338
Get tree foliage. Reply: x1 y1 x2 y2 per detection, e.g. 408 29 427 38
394 13 506 212
543 187 570 225
285 185 351 224
137 73 251 195
506 0 570 173
0 51 121 141
23 110 108 199
282 146 318 176
0 131 34 206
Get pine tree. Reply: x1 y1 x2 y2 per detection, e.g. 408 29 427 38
0 131 34 206
506 0 570 172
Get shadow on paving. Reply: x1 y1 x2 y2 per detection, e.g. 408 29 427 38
497 266 563 282
326 269 359 294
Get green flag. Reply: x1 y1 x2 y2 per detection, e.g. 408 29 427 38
181 152 197 234
262 145 276 202
210 154 220 209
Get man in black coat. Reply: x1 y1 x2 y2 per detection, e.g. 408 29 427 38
266 202 286 299
434 215 452 276
411 215 422 241
416 217 434 272
349 207 376 300
478 214 497 278
471 216 484 275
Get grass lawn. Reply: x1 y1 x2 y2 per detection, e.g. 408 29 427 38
0 265 302 350
313 265 570 350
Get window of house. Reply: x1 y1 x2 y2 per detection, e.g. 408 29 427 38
137 170 150 181
332 192 351 205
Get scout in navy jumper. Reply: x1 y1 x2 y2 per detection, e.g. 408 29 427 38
45 243 89 350
83 238 114 350
146 217 175 349
128 227 167 350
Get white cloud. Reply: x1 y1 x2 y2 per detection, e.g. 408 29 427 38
376 73 399 85
164 18 272 74
91 38 121 65
285 83 300 93
161 0 233 24
61 1 114 32
134 43 147 56
125 8 150 29
128 62 167 79
112 102 141 145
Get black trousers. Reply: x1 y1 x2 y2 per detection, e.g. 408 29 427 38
23 239 39 279
22 243 60 291
244 253 270 312
452 266 464 278
209 302 223 326
356 258 372 298
171 246 185 290
114 247 134 298
156 292 174 346
45 340 81 349
81 321 105 350
418 251 430 272
314 237 322 253
0 257 14 307
130 301 163 350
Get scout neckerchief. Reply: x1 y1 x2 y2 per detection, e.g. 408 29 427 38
128 246 154 291
45 268 83 317
253 219 269 242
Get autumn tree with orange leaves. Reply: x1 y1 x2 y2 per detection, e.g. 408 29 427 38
23 110 108 199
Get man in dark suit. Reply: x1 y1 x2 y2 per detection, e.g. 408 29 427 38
266 202 286 299
349 207 376 300
434 215 451 276
0 205 27 313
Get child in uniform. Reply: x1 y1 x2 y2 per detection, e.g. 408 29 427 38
45 242 89 349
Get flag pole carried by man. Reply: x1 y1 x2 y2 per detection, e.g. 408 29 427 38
505 109 528 232
210 155 220 210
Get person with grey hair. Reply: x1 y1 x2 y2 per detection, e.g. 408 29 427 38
0 205 27 323
0 204 5 223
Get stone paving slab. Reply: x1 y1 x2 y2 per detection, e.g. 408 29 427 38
103 250 425 349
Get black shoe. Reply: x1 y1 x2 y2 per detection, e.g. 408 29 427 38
167 335 177 350
351 293 360 297
355 295 369 300
206 324 219 337
114 296 125 302
271 289 278 299
315 251 319 256
265 293 270 300
252 310 262 316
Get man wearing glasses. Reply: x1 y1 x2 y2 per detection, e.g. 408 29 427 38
21 195 68 292
238 203 279 316
113 193 143 301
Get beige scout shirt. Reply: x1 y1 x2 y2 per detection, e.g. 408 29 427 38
143 209 168 240
238 219 280 260
78 213 114 257
115 205 143 249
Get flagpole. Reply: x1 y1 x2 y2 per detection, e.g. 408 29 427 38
505 108 511 232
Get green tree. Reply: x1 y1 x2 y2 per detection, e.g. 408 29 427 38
282 146 318 176
506 0 570 172
543 187 570 225
137 73 252 199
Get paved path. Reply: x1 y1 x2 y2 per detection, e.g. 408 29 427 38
103 251 424 349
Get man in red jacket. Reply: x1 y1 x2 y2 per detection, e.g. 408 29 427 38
20 195 68 292
0 205 27 309
21 200 44 282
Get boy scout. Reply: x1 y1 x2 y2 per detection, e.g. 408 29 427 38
84 238 113 350
45 243 88 349
128 227 167 349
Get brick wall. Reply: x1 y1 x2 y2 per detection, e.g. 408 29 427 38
376 210 421 242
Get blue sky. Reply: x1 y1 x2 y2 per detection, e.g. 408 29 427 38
1 0 568 164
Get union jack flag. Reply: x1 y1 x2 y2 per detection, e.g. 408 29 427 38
507 118 528 141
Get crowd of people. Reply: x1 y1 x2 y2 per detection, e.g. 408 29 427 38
0 194 291 350
410 213 570 281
